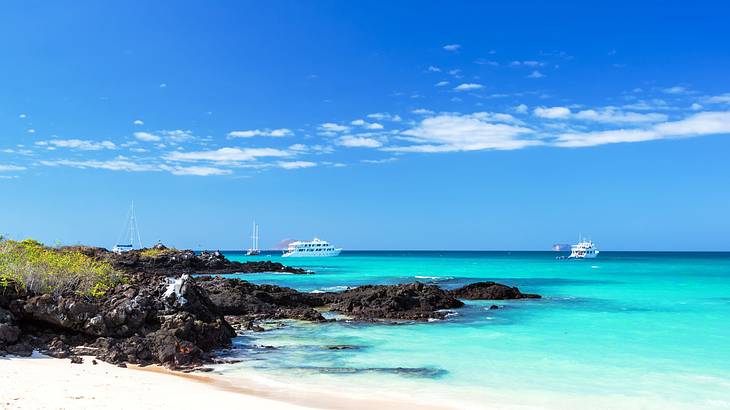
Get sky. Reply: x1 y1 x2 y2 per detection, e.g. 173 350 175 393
1 0 729 251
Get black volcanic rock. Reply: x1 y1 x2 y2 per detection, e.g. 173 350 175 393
450 282 541 300
65 246 309 276
196 276 326 322
1 273 235 369
320 282 464 320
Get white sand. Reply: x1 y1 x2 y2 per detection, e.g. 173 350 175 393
0 354 312 410
0 354 453 410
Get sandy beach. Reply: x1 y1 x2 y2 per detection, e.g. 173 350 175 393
0 354 453 410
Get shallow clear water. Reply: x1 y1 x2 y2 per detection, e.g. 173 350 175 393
211 251 730 409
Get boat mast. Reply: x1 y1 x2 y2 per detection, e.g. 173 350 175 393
130 201 142 248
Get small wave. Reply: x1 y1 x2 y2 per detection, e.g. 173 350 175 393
415 275 454 282
310 285 351 293
591 265 600 269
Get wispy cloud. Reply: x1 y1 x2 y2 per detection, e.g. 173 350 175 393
36 139 116 151
527 70 545 78
0 164 27 172
454 83 483 91
534 106 667 123
435 81 450 87
336 135 384 148
277 161 316 169
367 113 401 122
351 119 384 130
228 128 292 138
386 112 537 153
318 123 350 136
555 111 730 147
164 147 291 163
443 44 461 52
134 132 161 142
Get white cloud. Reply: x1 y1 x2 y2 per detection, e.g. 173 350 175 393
527 70 545 78
288 144 308 152
514 104 529 114
534 106 667 123
40 159 158 172
427 66 441 72
691 103 703 111
435 81 450 87
386 112 537 152
574 108 667 123
534 106 571 119
361 157 398 164
705 93 730 104
277 161 316 169
133 120 144 125
351 119 384 130
454 83 483 91
0 165 27 172
40 158 231 176
367 113 402 122
318 123 350 135
27 129 36 134
412 108 435 115
165 147 291 163
336 136 383 148
159 83 167 88
36 139 117 151
19 113 27 119
662 86 688 95
228 128 292 138
134 132 161 142
554 111 730 147
162 165 232 176
443 44 461 51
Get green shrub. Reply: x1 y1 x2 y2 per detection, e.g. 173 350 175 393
139 247 177 258
0 238 126 297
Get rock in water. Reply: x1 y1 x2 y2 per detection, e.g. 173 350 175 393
450 282 542 300
196 276 326 322
320 282 464 320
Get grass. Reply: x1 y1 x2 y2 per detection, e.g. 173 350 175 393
0 238 126 297
139 247 178 258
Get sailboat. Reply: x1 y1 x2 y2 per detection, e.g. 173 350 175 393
112 202 142 254
246 222 261 256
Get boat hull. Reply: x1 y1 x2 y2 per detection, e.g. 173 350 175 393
282 249 342 257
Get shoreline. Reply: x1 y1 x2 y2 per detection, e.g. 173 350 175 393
0 354 454 410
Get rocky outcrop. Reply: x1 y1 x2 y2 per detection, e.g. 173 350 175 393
449 281 542 300
65 246 309 276
320 282 465 320
0 274 234 368
196 276 326 322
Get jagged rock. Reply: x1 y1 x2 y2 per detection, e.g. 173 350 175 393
196 276 326 322
449 282 542 300
320 282 465 320
70 356 83 364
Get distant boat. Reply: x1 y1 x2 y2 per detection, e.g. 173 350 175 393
567 238 599 259
246 222 261 256
113 202 142 254
282 238 341 257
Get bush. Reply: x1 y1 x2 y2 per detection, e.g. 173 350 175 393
139 247 177 258
0 238 126 297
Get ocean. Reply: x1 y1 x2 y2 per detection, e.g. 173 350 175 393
208 251 730 409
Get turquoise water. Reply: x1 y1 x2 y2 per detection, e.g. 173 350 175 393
212 251 730 409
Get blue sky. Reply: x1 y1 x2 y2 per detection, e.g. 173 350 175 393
1 1 729 250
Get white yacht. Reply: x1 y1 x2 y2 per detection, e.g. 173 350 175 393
113 202 142 254
282 238 341 257
568 239 599 259
246 222 261 256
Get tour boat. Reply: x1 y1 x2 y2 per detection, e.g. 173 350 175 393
568 239 599 259
246 222 261 256
282 238 341 257
113 202 142 254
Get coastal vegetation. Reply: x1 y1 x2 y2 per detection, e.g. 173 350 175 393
0 238 125 297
